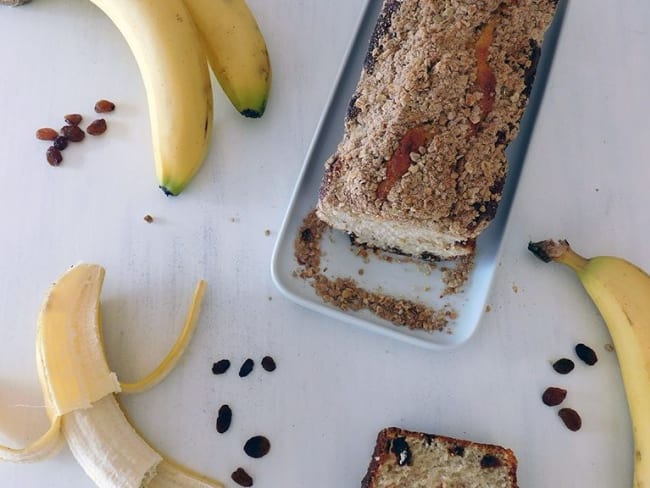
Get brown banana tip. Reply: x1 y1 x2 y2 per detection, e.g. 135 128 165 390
528 239 570 262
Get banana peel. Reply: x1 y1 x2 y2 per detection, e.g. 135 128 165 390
0 264 224 488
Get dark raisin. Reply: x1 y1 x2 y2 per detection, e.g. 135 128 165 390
94 99 115 113
300 228 313 242
53 136 68 151
216 404 232 434
575 343 598 365
481 454 502 468
231 468 253 487
212 359 230 375
552 358 575 374
391 437 411 466
261 356 276 372
239 358 254 377
64 114 82 125
243 436 271 458
46 146 62 166
87 118 107 136
36 128 58 141
449 445 465 456
558 408 582 431
60 125 85 142
542 387 567 406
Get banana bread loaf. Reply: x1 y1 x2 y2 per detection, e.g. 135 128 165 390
361 427 518 487
317 0 558 259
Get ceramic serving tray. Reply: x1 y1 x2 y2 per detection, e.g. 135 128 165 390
271 0 567 350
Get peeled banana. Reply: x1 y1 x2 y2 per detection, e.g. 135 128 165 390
183 0 272 117
529 239 650 488
88 0 214 196
0 264 224 488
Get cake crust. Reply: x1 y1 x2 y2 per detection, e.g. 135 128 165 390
318 0 558 259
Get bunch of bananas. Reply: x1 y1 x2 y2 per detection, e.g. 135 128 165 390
0 264 223 487
5 0 271 195
529 240 650 488
89 0 271 196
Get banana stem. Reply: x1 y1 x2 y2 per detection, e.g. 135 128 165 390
528 239 589 272
120 280 207 394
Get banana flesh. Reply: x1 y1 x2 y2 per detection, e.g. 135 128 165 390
183 0 271 118
0 264 224 487
529 239 650 488
88 0 214 196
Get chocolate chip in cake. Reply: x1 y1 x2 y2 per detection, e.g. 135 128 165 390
391 437 412 466
243 435 271 459
239 358 254 377
261 356 276 372
480 454 503 468
575 343 598 365
552 358 575 374
231 468 253 487
542 387 567 407
216 404 232 434
212 359 230 375
558 408 582 431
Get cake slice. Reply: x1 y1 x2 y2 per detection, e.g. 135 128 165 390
317 0 558 260
361 427 518 487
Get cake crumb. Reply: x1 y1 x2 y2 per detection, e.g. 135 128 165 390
485 304 492 312
264 229 271 236
604 343 614 352
144 214 154 223
512 284 519 293
358 268 365 276
294 209 456 332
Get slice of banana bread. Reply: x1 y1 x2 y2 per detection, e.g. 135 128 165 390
317 0 558 260
361 427 518 487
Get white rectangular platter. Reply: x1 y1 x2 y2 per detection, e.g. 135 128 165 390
272 0 567 350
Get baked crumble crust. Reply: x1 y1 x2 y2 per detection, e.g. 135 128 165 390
319 0 557 243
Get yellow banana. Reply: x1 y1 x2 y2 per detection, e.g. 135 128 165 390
88 0 214 196
529 239 650 488
0 264 224 487
183 0 271 117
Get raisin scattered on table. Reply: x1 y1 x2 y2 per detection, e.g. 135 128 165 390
216 404 232 434
64 114 82 126
86 118 107 136
542 387 567 406
558 408 582 431
212 359 231 375
239 358 254 377
261 356 276 372
36 128 58 141
552 358 575 374
94 99 115 113
46 146 62 166
53 136 68 151
575 343 598 365
231 468 253 487
243 435 271 459
60 125 85 142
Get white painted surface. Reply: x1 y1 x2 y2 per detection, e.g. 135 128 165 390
0 0 647 486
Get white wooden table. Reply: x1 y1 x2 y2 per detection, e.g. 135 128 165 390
0 1 648 486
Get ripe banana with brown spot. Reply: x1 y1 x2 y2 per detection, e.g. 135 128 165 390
183 0 271 118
